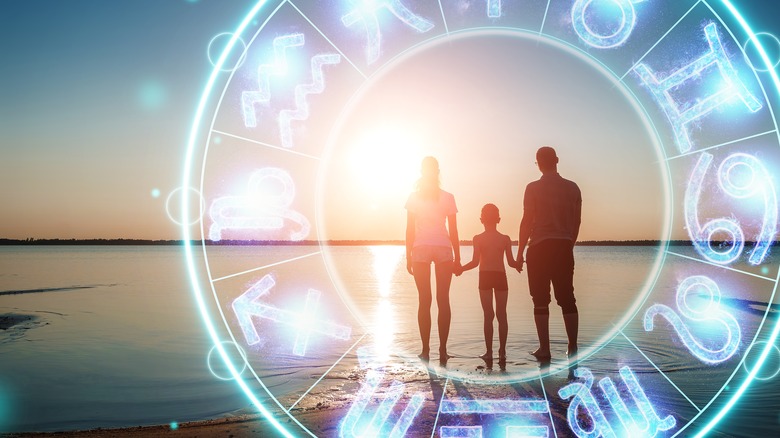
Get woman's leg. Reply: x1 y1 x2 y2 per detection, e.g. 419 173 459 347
434 260 454 359
412 262 432 359
479 288 494 359
495 289 509 359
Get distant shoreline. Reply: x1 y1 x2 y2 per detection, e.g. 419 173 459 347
0 238 705 246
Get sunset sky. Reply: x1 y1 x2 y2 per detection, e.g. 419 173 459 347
2 0 780 241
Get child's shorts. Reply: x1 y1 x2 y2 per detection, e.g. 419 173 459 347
479 270 508 291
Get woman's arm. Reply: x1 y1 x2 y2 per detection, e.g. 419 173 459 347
447 213 460 266
406 211 416 275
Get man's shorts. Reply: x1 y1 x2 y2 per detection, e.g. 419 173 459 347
411 245 454 264
479 270 508 291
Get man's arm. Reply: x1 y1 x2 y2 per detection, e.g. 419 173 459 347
517 186 535 273
572 187 582 244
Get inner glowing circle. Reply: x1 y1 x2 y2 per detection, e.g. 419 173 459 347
317 29 669 382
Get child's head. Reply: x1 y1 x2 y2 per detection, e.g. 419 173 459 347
480 203 500 225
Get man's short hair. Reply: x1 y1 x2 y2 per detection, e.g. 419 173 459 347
536 146 558 167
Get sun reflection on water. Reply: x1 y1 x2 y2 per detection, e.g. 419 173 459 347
369 246 405 360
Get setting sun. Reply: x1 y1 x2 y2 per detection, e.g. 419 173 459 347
347 126 424 205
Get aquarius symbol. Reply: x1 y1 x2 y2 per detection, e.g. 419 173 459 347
340 348 425 437
644 275 741 365
278 53 341 148
634 22 762 153
685 152 777 265
487 0 502 18
559 367 675 437
572 0 646 48
242 34 304 128
232 274 351 356
341 0 434 64
208 168 309 242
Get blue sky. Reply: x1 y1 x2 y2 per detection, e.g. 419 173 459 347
2 0 780 240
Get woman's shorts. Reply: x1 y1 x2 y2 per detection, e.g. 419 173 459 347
411 245 454 264
479 270 508 291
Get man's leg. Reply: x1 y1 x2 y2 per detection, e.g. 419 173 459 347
527 244 552 360
551 240 578 357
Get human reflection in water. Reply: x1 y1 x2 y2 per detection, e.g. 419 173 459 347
516 147 582 361
405 157 461 364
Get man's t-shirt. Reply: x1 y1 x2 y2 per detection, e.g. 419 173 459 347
524 173 581 246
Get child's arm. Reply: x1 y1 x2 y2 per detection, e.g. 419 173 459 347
504 235 517 269
460 236 481 272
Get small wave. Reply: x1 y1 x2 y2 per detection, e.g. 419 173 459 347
0 283 118 296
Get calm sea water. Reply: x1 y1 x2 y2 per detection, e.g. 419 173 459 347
0 245 778 435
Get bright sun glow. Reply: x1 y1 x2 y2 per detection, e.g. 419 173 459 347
349 126 423 202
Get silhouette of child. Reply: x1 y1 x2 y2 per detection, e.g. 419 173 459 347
459 204 517 362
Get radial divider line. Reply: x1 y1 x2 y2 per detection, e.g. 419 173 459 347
538 374 559 437
430 376 450 438
666 250 777 283
665 129 778 161
212 251 321 283
211 129 321 160
287 0 369 80
539 0 552 35
436 0 450 36
619 0 703 82
620 330 702 413
287 333 368 412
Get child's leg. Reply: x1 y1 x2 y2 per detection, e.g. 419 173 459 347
479 288 494 358
495 289 509 359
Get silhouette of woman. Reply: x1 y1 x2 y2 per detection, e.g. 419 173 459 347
405 156 461 362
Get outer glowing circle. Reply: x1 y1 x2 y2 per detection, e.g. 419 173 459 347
181 0 780 436
742 32 780 72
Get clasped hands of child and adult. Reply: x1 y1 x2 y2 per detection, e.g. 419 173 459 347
453 258 524 276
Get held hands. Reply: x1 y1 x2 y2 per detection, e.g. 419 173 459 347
515 255 524 274
453 262 464 277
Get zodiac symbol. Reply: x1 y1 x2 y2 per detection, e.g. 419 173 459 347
208 168 310 242
571 0 646 48
341 0 434 64
242 34 304 128
634 22 762 153
278 53 341 148
487 0 502 18
340 348 425 437
439 398 549 437
558 367 675 437
644 275 741 365
232 274 351 356
685 152 777 265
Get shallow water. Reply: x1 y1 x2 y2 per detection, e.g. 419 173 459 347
0 245 778 436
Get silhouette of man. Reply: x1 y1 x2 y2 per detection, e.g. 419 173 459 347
516 146 581 360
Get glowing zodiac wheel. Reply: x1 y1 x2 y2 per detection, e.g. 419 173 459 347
183 1 780 436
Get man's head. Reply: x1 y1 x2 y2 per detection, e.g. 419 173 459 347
536 146 558 173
